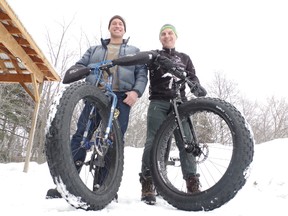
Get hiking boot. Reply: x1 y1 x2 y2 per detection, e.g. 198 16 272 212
186 174 201 193
46 188 62 199
139 172 156 205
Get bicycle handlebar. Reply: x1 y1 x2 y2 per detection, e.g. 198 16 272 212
96 51 207 97
112 51 156 66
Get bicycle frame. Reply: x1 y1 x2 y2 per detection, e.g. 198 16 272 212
81 62 117 151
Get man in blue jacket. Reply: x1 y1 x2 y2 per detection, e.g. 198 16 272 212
46 15 148 199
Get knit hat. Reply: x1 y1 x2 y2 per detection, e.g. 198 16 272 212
159 24 178 38
108 15 126 32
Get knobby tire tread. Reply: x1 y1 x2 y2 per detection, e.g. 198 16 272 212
45 81 124 210
151 97 254 211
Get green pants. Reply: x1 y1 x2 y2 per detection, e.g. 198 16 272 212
141 100 197 179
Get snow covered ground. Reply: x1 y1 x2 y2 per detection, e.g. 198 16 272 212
1 138 287 216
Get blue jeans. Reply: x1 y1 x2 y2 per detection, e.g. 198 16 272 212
71 91 130 165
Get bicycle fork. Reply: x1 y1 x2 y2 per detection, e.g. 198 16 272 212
172 100 202 157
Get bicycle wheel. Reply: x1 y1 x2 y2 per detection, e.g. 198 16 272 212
150 97 254 211
45 81 124 210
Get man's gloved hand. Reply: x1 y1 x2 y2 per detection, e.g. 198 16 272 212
155 55 176 71
191 83 207 97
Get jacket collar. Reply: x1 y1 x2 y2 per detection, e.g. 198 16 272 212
162 47 176 55
101 37 130 49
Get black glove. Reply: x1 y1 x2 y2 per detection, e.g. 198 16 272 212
170 68 187 80
62 64 91 84
191 83 207 97
155 55 176 71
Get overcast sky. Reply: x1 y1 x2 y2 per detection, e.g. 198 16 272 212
6 0 288 102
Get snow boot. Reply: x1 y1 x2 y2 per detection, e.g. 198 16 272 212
186 174 201 193
139 171 156 205
46 188 62 199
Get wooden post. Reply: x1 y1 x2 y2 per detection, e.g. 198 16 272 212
23 82 43 172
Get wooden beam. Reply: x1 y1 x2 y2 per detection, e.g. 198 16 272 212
0 58 8 72
0 22 44 82
22 46 38 55
30 71 39 102
0 10 10 20
13 35 29 45
0 25 43 102
20 82 36 101
29 55 43 63
2 22 21 34
0 73 32 82
0 43 13 55
0 0 60 82
23 82 43 172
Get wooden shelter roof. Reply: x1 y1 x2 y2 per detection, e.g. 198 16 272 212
0 0 61 172
0 0 60 102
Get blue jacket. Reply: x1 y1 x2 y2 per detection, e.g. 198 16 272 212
76 38 148 97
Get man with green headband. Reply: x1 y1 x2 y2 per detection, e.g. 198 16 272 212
159 24 178 38
139 24 203 205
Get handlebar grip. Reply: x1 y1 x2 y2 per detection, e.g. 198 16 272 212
112 51 156 66
63 65 91 84
190 82 207 97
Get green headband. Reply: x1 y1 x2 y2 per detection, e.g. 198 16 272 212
159 24 178 38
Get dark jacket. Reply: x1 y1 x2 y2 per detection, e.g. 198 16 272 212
148 48 199 101
76 38 148 97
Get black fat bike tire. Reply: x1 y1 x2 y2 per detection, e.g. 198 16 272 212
45 81 124 210
150 97 254 211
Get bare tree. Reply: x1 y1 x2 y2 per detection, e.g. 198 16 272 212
253 96 288 143
207 71 240 105
31 19 103 163
0 84 33 162
31 19 85 163
269 97 288 138
125 88 149 147
207 71 260 143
